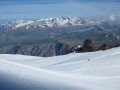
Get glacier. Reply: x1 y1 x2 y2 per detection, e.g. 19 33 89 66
0 47 120 90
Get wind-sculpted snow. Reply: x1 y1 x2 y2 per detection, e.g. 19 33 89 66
0 47 120 90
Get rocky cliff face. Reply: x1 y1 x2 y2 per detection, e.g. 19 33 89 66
0 42 69 57
82 39 97 52
82 39 109 52
0 39 118 57
82 39 111 52
66 39 112 54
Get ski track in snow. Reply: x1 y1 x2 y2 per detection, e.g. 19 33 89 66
0 47 120 90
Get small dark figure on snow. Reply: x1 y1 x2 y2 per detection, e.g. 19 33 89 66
88 59 90 61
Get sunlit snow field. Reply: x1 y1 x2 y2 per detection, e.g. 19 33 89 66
0 47 120 90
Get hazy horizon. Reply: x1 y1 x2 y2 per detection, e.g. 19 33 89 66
0 0 120 21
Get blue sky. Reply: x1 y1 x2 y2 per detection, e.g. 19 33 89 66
0 0 120 21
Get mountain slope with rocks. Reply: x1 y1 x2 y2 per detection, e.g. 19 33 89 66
66 39 118 54
0 42 69 57
0 15 120 56
0 16 120 45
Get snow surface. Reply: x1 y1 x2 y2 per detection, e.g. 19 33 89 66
0 47 120 90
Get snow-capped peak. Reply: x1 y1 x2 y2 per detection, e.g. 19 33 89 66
35 17 82 27
13 20 34 29
11 17 94 29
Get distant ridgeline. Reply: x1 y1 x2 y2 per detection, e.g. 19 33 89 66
0 39 120 57
0 40 69 57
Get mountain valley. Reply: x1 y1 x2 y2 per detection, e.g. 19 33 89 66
0 15 120 56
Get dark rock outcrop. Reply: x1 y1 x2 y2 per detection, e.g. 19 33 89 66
66 39 114 54
82 39 100 52
111 44 120 48
100 44 111 50
66 45 83 54
66 46 78 54
1 38 119 56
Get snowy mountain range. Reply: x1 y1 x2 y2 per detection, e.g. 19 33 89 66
0 47 120 90
0 17 97 30
1 15 120 31
0 15 120 89
0 15 120 50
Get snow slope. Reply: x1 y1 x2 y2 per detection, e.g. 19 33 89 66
0 47 120 90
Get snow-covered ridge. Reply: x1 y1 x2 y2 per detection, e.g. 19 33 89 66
0 47 120 90
1 17 95 29
0 15 120 30
13 20 34 29
12 17 93 29
10 15 120 29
